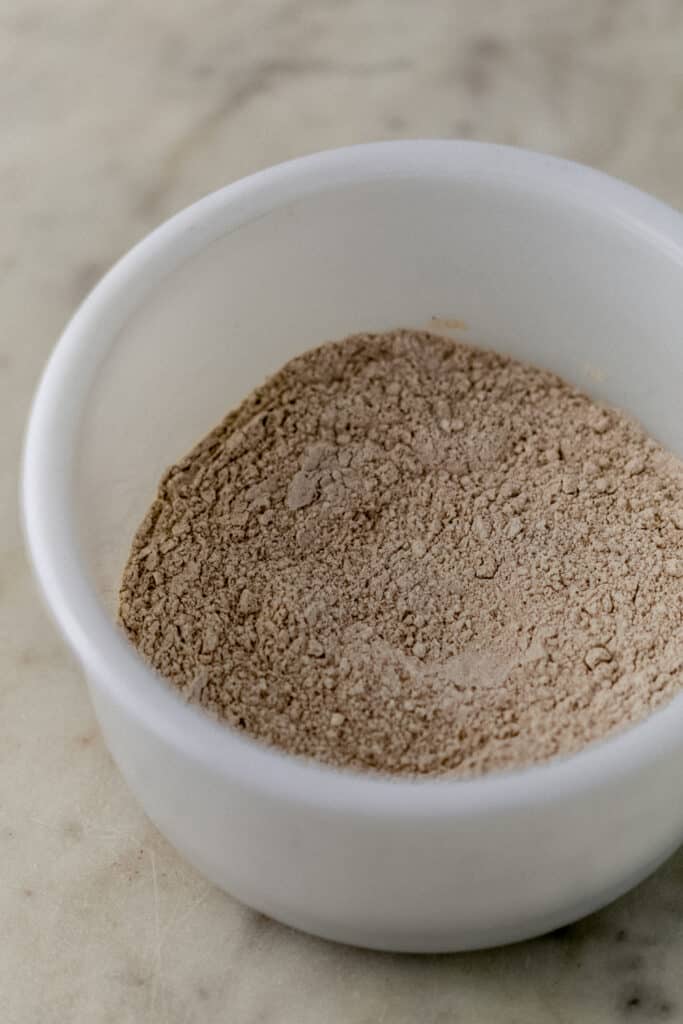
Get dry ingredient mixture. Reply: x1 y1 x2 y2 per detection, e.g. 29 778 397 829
119 330 683 776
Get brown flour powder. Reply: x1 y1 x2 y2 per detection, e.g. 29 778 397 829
119 330 683 776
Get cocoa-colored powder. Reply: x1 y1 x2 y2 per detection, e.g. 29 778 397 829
119 330 683 776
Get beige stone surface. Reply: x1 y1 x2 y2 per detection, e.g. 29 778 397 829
2 1 683 1020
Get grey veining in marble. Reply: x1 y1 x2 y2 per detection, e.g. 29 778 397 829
2 1 683 1021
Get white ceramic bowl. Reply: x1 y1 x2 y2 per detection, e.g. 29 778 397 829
23 141 683 952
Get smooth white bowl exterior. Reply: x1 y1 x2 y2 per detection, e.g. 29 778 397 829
23 142 683 951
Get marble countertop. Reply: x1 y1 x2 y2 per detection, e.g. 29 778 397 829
3 1 683 1020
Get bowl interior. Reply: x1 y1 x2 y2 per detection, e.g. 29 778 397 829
75 169 683 615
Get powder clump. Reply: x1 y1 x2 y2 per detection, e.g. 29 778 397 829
119 330 683 776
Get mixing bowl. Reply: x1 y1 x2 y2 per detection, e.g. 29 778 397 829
22 141 683 952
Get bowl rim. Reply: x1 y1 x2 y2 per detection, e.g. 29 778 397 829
21 139 683 817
